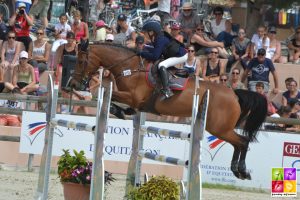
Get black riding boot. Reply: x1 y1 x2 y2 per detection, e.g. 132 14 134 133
159 66 174 100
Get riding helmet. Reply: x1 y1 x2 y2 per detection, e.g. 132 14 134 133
142 20 162 34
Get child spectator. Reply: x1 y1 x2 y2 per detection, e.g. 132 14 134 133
105 34 114 42
255 82 277 116
94 20 107 41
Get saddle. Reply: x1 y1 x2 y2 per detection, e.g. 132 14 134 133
145 62 190 91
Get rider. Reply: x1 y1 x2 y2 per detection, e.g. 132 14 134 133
138 19 187 100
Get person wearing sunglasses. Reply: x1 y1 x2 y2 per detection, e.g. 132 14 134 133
170 22 184 43
241 48 279 94
5 51 38 95
227 28 251 71
9 3 33 51
202 48 226 83
287 26 300 64
0 31 22 82
266 26 283 63
28 27 51 76
227 67 245 90
183 45 201 76
176 2 200 43
190 24 227 57
210 6 234 48
219 73 228 86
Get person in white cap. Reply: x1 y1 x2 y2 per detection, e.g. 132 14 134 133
15 0 32 14
105 34 114 42
6 51 38 94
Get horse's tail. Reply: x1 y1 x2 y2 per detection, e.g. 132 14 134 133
234 89 268 142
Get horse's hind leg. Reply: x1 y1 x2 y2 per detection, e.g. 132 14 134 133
238 138 251 180
220 130 249 180
231 146 241 179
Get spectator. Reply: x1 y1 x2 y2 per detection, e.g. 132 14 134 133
1 31 22 82
266 26 283 63
210 6 234 48
9 2 33 51
94 20 107 41
282 80 300 106
15 0 32 13
150 0 172 25
219 73 228 86
176 2 200 43
0 13 8 41
255 81 277 115
190 23 227 57
0 67 14 93
54 32 77 86
6 51 38 95
202 48 226 83
251 25 269 58
28 27 50 75
170 22 183 43
287 26 300 64
227 28 251 71
71 10 89 42
105 34 114 42
52 13 72 53
241 48 279 94
227 67 246 90
284 77 295 90
285 98 300 132
264 106 291 131
183 44 201 76
114 14 136 47
29 0 50 28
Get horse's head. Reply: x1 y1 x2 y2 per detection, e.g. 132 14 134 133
70 39 93 90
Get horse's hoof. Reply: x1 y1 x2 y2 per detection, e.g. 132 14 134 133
232 171 240 179
239 171 251 180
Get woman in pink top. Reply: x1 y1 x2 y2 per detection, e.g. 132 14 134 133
71 10 89 42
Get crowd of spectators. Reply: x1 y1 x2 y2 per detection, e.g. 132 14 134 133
0 1 300 131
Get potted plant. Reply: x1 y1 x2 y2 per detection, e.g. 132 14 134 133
58 149 114 200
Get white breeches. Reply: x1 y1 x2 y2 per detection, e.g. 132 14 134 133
51 39 67 52
158 54 188 68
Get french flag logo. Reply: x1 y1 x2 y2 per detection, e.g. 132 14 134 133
206 135 226 161
26 122 63 145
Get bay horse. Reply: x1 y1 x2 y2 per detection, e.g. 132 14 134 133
71 41 267 180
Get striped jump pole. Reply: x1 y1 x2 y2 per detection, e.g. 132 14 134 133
140 126 190 140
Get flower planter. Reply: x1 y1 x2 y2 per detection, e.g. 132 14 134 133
62 182 90 200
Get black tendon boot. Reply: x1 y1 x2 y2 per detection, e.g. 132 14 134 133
159 66 174 100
